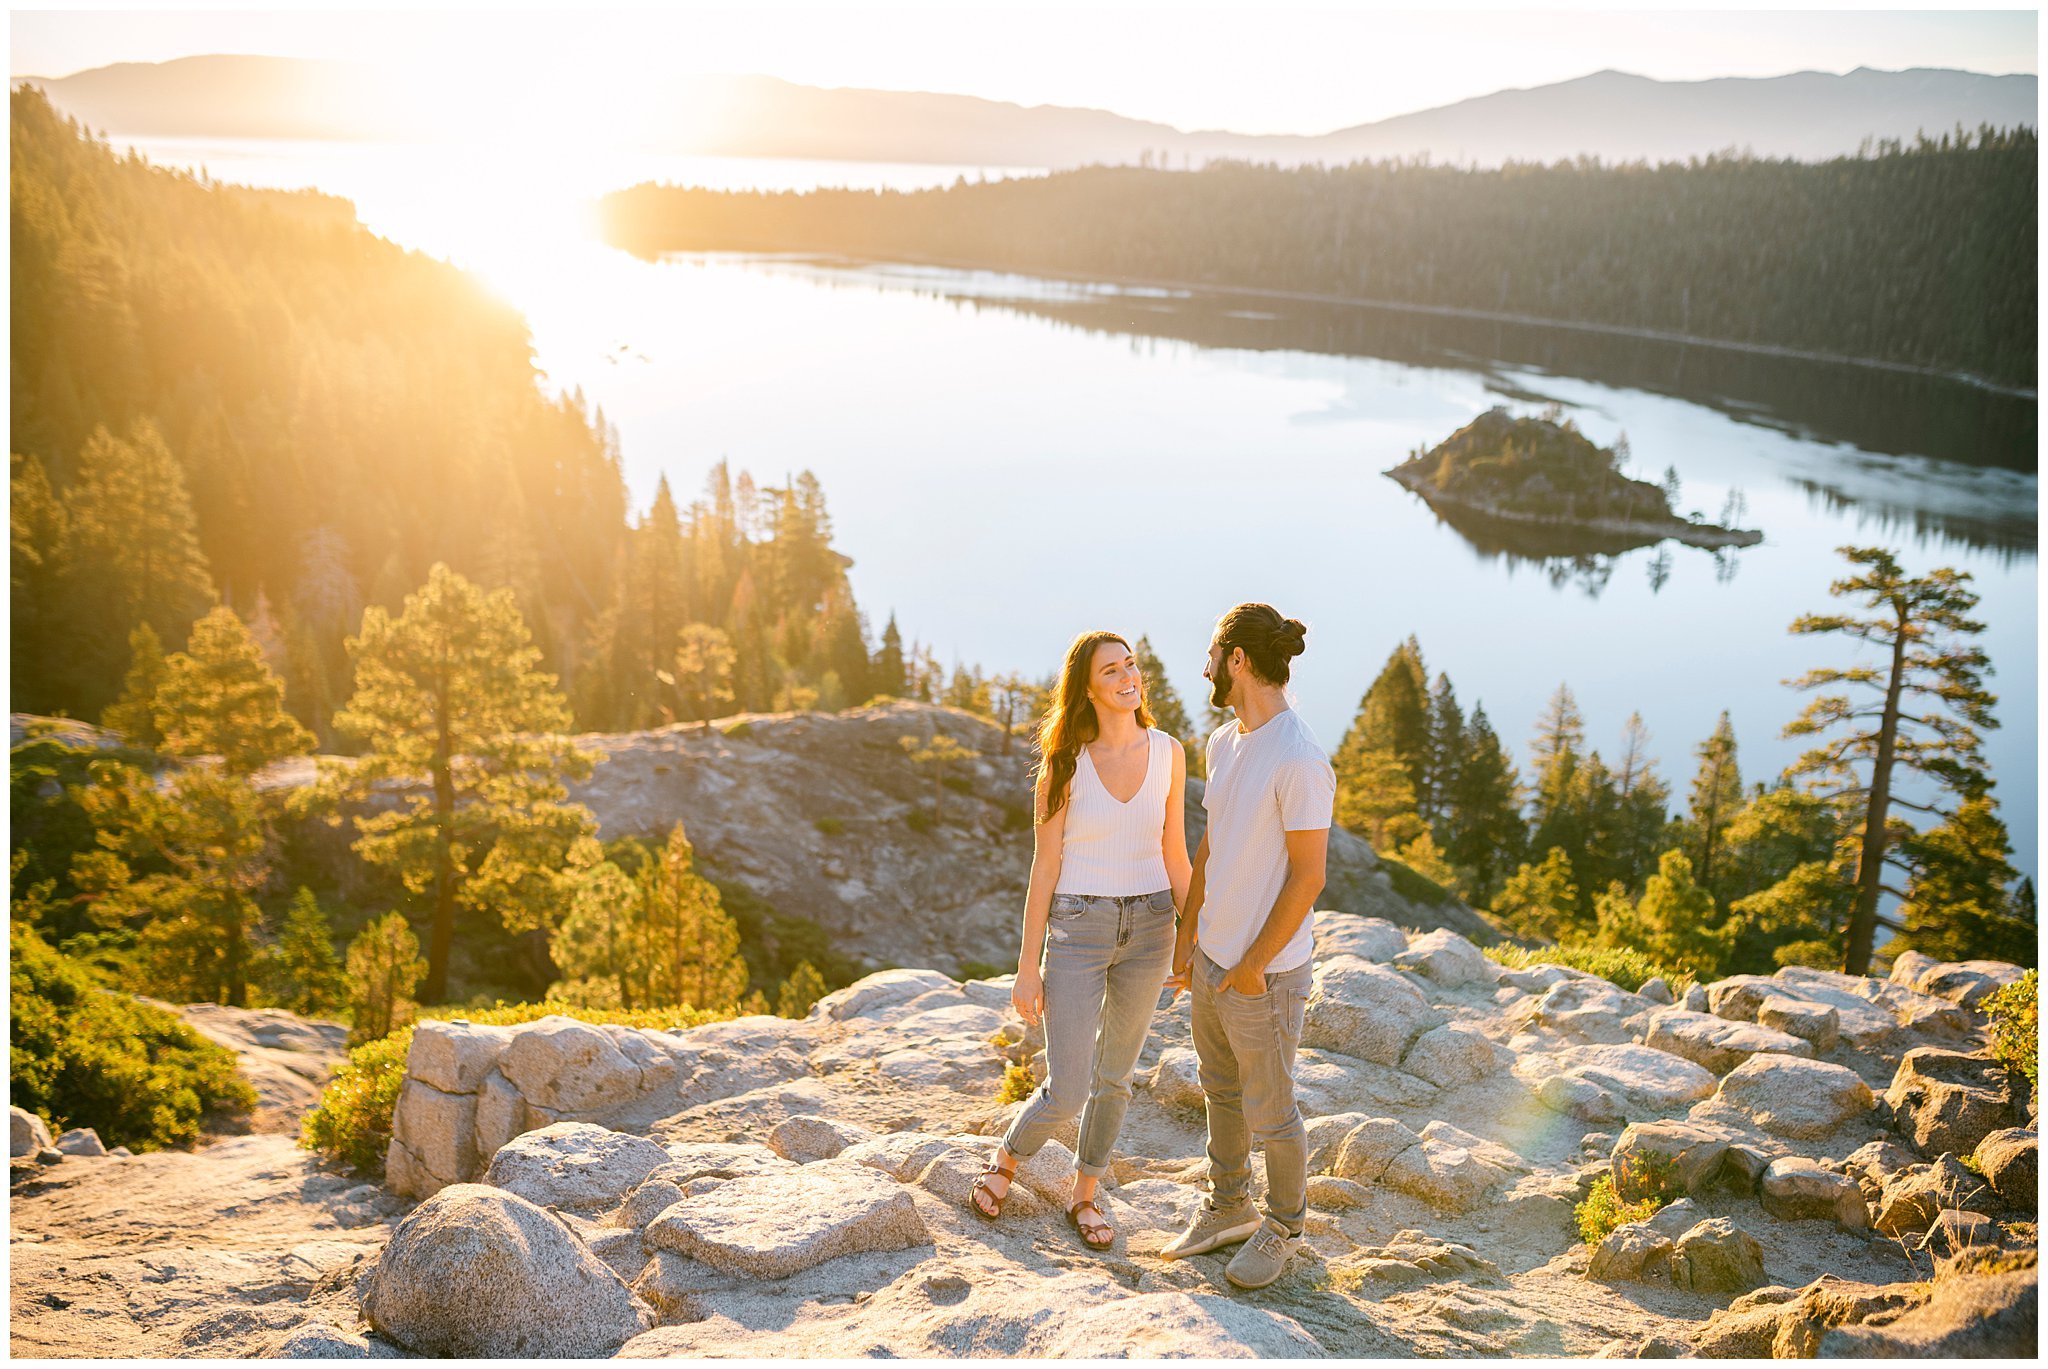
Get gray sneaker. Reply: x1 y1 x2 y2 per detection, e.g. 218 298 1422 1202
1224 1216 1302 1289
1159 1200 1263 1259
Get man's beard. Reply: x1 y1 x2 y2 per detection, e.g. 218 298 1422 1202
1208 656 1234 710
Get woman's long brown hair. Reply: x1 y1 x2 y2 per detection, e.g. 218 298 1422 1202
1036 630 1156 823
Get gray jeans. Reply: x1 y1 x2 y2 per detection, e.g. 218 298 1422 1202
1191 946 1312 1234
1002 889 1176 1177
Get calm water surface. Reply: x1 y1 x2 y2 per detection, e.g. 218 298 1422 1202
124 138 2040 878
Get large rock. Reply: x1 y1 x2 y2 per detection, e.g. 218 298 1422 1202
1873 1155 2000 1236
407 1019 514 1094
1400 1024 1506 1087
1521 1043 1717 1112
1312 912 1408 964
1670 1217 1766 1294
1756 1000 1840 1054
1379 1138 1512 1212
481 1122 672 1213
1390 929 1491 987
1713 1055 1874 1140
1588 1222 1672 1283
1643 1008 1814 1074
10 1106 52 1158
765 1115 875 1164
497 1017 648 1115
1886 1048 2020 1158
1816 1259 2037 1356
1516 978 1646 1045
1538 1074 1624 1123
1327 1116 1424 1182
1709 971 1900 1052
1610 1120 1746 1201
361 1183 649 1357
386 1079 480 1198
1760 1157 1869 1230
814 969 959 1023
1912 960 2027 1009
1300 955 1440 1066
54 1127 106 1157
641 1157 930 1278
1975 1128 2036 1209
1144 1045 1207 1116
1887 950 1940 988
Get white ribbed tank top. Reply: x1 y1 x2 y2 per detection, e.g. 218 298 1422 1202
1054 728 1173 896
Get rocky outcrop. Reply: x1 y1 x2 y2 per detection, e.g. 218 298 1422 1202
1975 1128 2037 1209
1886 1048 2023 1158
1709 1055 1874 1140
1642 1007 1814 1074
12 1106 54 1158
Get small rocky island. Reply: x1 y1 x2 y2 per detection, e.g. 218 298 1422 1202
1387 407 1763 554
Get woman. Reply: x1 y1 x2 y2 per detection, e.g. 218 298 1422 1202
967 630 1191 1250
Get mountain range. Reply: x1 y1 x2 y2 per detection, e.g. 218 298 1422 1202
13 55 2037 168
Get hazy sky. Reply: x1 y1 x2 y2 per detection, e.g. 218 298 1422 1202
10 3 2039 134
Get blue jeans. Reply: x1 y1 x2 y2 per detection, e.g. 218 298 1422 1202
1002 889 1177 1177
1192 947 1312 1235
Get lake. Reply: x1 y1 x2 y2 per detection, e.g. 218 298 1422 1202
120 136 2040 880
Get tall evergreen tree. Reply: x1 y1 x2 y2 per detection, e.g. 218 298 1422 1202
639 824 748 1012
1441 703 1524 898
873 613 908 699
101 622 169 749
1491 846 1581 941
264 887 346 1015
1528 683 1586 857
1784 547 1998 975
346 911 424 1045
1133 635 1192 741
157 605 314 774
1890 796 2031 965
1595 849 1726 979
1611 712 1671 890
668 623 737 723
330 563 599 1002
1334 639 1430 846
1421 673 1466 829
1686 711 1744 899
550 838 650 1007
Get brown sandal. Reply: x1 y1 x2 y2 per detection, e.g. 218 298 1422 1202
1068 1198 1115 1250
968 1156 1017 1220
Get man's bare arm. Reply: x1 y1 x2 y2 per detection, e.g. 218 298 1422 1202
1218 826 1327 993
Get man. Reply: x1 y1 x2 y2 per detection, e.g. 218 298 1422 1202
1160 602 1334 1290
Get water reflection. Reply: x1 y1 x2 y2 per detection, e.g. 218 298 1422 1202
715 253 2037 557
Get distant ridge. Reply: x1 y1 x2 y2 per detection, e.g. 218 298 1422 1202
13 54 2036 168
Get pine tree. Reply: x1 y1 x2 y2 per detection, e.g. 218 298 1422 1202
331 563 599 1003
639 824 748 1012
157 605 315 773
1491 847 1580 941
1441 704 1525 898
1134 636 1192 740
667 623 737 723
1725 862 1854 975
345 911 425 1046
1421 673 1466 828
11 452 69 712
1334 747 1424 851
550 839 649 1008
1334 641 1431 819
1597 849 1726 979
872 613 908 699
72 762 275 1006
55 422 217 712
1611 713 1671 890
1686 711 1743 899
1528 684 1586 858
988 673 1041 758
102 622 170 748
1784 547 1999 975
1890 796 2031 964
777 960 827 1018
265 887 346 1015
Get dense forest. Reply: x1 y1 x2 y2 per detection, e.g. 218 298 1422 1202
9 88 880 736
601 129 2037 388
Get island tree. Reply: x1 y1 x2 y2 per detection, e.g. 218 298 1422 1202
331 563 599 1002
1784 546 1999 975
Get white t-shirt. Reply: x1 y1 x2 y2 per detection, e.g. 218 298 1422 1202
1198 707 1336 974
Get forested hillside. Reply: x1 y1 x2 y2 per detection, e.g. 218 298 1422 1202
601 129 2037 388
9 88 871 734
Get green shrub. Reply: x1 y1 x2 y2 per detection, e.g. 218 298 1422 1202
1987 970 2037 1088
1486 940 1694 996
957 960 1007 981
721 720 754 739
905 809 935 834
942 775 975 795
10 921 256 1150
300 998 734 1175
1380 854 1453 907
1773 939 1838 971
998 1063 1037 1105
813 816 844 836
1575 1173 1666 1246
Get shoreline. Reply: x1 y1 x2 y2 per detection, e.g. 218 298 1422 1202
629 238 2037 401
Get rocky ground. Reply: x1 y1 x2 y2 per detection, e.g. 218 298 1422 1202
15 919 2031 1358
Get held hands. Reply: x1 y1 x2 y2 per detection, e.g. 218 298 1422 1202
1163 960 1192 1003
1012 964 1045 1027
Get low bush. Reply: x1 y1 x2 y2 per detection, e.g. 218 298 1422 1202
1575 1173 1666 1246
813 816 844 836
1772 939 1838 971
905 809 935 834
10 921 256 1150
957 960 1008 981
1987 969 2037 1088
299 998 734 1176
721 720 754 739
1379 854 1453 907
1485 940 1694 996
998 1063 1037 1105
